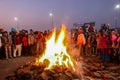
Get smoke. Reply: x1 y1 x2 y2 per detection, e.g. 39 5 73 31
65 31 85 79
65 31 80 59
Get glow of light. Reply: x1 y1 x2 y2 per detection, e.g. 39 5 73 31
49 13 53 17
14 17 18 21
115 4 120 9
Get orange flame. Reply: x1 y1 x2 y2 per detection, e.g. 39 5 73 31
36 24 75 70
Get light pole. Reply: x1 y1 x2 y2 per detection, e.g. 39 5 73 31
49 13 53 27
14 17 18 30
115 4 120 28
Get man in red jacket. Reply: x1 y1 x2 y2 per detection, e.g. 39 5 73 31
13 31 22 58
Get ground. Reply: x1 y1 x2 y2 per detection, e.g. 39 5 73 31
81 55 120 79
0 56 35 80
0 56 120 80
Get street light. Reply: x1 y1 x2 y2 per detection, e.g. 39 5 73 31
49 13 53 17
115 4 120 9
115 4 120 28
14 17 18 29
49 13 53 27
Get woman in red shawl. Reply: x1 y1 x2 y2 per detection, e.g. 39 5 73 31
100 33 107 61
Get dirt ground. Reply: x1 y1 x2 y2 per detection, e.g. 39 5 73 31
0 56 35 80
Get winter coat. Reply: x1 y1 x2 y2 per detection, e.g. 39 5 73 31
14 34 22 45
22 36 28 46
28 34 35 45
2 35 12 46
77 33 86 45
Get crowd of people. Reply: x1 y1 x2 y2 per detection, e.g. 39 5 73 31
0 29 50 59
0 25 120 63
74 25 120 63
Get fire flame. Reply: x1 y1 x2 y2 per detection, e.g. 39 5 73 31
36 24 75 70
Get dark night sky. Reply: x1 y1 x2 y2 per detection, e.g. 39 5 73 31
0 0 120 31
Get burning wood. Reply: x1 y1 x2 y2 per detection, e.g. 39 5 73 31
6 62 80 80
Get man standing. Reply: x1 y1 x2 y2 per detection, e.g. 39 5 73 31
28 29 35 56
13 31 22 58
2 31 12 59
77 29 86 56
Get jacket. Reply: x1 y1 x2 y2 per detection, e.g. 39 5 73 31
77 33 86 45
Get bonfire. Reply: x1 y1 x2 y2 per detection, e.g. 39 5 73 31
6 24 82 80
35 24 75 71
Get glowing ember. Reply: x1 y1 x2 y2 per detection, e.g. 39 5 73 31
36 24 75 70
